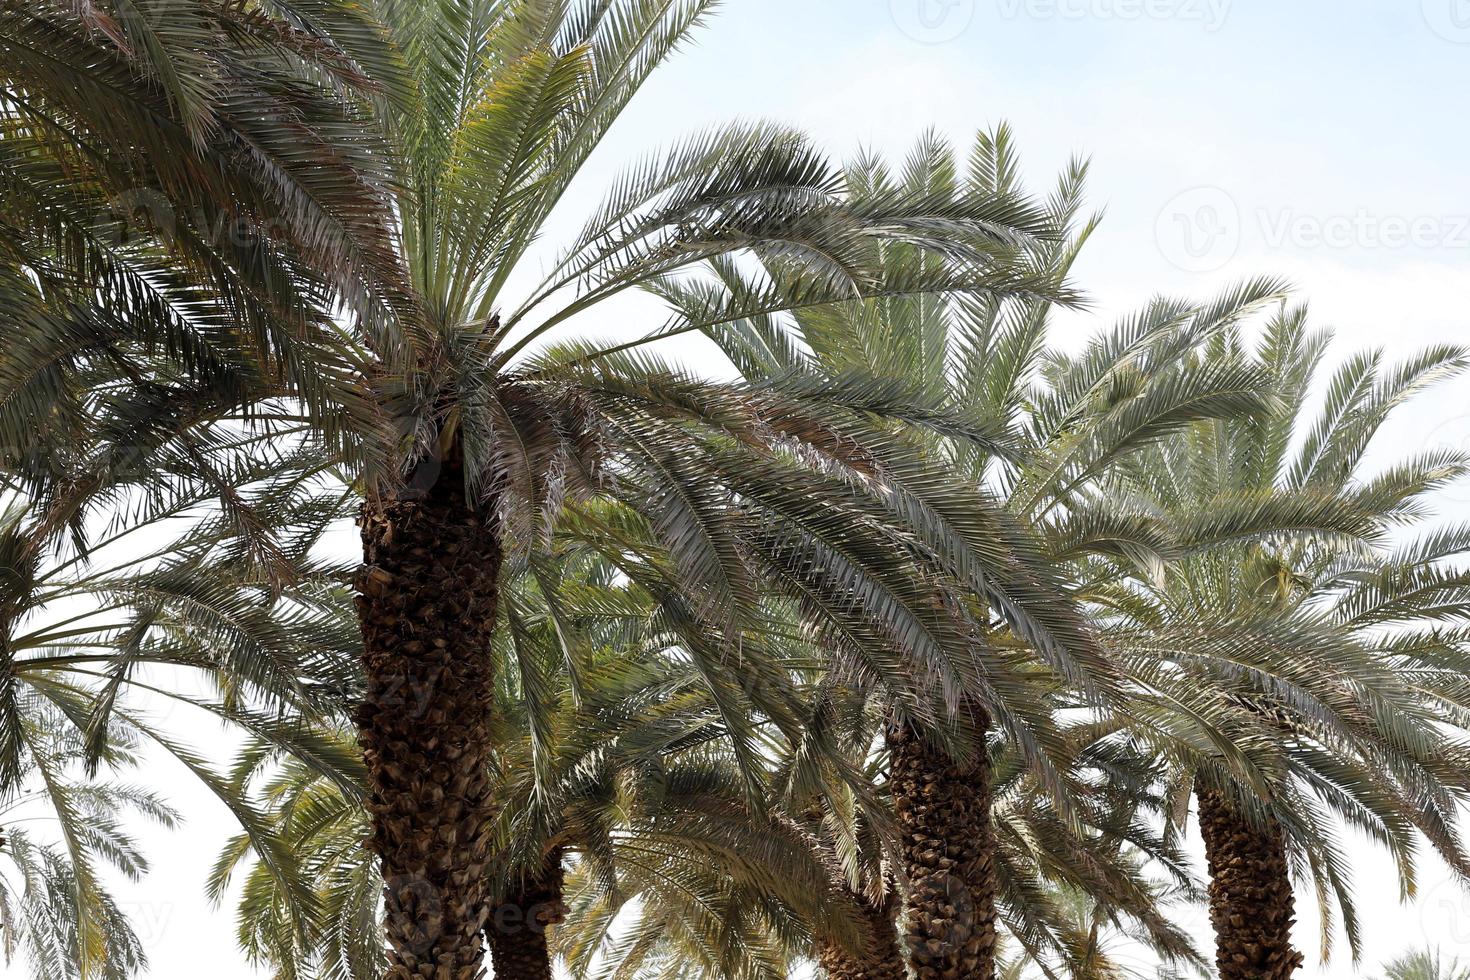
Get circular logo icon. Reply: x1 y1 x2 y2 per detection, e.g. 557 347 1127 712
890 0 976 44
96 187 177 249
1154 185 1241 274
1418 874 1470 947
383 874 444 955
1423 0 1470 43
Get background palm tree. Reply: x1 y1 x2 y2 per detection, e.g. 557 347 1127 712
663 124 1290 979
0 711 175 980
7 1 1094 972
1008 877 1197 980
1378 950 1470 980
1095 309 1470 979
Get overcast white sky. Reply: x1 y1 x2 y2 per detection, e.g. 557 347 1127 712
35 2 1470 978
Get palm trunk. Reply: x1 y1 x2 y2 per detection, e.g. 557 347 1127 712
815 890 908 980
357 464 502 980
1196 783 1303 980
886 704 998 980
485 849 568 980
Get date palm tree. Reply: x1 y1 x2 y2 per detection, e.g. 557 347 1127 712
663 124 1290 979
0 711 176 980
4 2 1118 973
222 4 1125 975
1096 309 1470 979
219 537 865 980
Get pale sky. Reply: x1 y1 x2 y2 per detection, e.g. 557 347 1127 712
26 2 1470 978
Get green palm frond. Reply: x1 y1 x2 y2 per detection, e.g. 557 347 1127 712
0 706 178 980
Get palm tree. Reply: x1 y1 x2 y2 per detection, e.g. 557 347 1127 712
1096 310 1470 979
530 545 1205 980
1009 878 1194 980
1378 950 1470 980
178 4 1110 974
220 539 866 980
0 710 175 980
7 4 1107 971
0 470 359 977
665 124 1288 979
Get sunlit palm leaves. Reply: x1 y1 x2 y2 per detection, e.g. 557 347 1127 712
0 374 363 973
1094 308 1470 963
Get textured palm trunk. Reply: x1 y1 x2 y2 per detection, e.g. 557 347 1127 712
1196 783 1304 980
886 704 998 980
815 890 908 980
357 463 502 980
485 849 568 980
